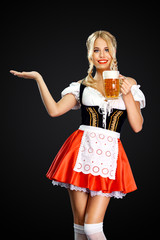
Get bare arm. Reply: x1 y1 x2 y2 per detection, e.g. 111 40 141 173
120 75 144 133
10 70 77 117
123 92 143 133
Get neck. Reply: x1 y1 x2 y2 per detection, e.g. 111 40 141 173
94 69 104 82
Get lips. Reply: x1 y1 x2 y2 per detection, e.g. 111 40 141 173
98 59 108 64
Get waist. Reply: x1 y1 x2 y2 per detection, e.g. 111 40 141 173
80 105 127 133
79 125 120 139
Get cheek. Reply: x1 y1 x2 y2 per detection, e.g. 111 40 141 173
92 54 98 65
106 52 112 60
92 53 98 61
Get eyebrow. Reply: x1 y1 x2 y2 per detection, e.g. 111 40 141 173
94 47 109 49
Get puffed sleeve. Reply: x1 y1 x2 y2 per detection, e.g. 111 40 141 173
61 82 81 110
131 85 146 109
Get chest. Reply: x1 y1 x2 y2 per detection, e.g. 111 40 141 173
81 86 126 110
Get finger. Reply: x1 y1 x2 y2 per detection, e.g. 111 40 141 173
119 77 125 86
119 74 126 78
119 75 125 81
121 84 129 95
10 70 19 75
120 88 126 95
121 80 128 88
10 70 27 78
10 70 22 77
122 79 132 90
121 87 127 95
123 78 131 86
120 85 126 92
120 81 128 90
121 82 129 90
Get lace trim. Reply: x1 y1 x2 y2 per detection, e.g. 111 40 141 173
73 127 119 180
52 180 126 199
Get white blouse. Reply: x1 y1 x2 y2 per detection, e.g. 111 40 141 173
61 82 146 112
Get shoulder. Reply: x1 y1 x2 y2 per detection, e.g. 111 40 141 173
127 77 137 85
77 80 83 84
77 77 87 84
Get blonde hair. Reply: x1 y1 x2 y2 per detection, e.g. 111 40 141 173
84 30 118 87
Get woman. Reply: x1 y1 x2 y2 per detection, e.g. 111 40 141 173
10 30 145 240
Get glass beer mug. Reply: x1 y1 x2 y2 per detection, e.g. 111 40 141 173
103 70 120 100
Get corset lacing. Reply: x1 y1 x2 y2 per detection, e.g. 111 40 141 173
98 101 113 129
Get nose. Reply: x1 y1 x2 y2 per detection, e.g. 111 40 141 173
99 50 105 58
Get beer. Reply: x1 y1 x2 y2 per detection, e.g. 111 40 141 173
104 78 119 99
103 71 120 99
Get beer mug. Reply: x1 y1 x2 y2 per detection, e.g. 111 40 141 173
103 70 120 99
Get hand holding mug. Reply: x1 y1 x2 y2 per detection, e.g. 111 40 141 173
119 74 134 96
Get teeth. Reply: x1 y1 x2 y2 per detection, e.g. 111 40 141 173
99 61 107 63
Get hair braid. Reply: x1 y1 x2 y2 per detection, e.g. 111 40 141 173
110 57 118 71
84 60 96 87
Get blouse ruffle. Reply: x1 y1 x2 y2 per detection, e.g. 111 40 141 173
61 82 146 110
131 85 146 109
61 82 81 110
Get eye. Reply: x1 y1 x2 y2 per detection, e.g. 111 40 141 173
105 48 109 52
94 49 99 53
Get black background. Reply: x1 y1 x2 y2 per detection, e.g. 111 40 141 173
2 3 159 239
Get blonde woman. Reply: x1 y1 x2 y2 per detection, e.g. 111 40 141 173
10 30 146 240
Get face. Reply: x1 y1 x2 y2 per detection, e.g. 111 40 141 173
92 37 112 71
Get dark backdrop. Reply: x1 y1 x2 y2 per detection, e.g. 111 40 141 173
2 3 159 239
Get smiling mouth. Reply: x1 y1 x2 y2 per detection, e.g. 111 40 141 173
98 60 108 64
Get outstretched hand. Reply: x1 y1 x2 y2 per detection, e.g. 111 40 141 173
10 70 41 81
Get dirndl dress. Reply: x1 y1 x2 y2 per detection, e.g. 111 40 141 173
46 80 146 199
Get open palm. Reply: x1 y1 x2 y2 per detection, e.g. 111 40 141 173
10 70 40 80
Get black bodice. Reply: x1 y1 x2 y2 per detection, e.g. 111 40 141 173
80 83 127 133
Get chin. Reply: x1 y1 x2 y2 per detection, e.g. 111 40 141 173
97 65 110 71
95 62 111 71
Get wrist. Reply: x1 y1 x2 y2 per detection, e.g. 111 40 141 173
34 72 43 83
122 91 133 101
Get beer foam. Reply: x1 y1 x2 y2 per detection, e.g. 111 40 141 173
103 70 119 79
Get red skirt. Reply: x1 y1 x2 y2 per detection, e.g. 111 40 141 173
46 127 137 198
